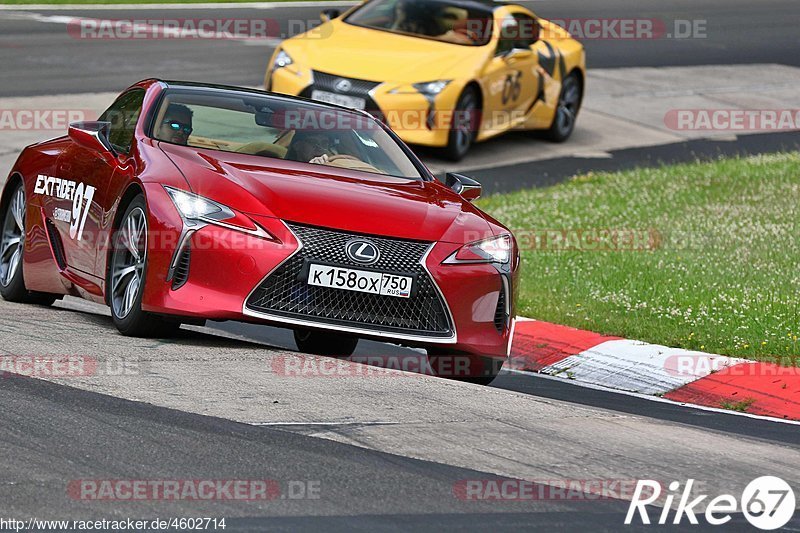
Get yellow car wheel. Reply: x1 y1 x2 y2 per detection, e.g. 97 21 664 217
442 87 480 162
545 72 583 143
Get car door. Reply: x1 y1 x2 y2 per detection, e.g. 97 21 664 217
479 9 540 134
55 89 145 278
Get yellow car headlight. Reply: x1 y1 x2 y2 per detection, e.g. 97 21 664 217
273 50 293 69
413 80 452 96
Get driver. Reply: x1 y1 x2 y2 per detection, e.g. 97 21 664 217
157 104 193 146
391 0 442 36
288 131 336 164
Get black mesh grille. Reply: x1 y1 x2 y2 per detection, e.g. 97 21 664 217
245 224 452 338
302 70 384 118
311 70 381 95
44 218 66 269
172 245 191 290
494 283 507 333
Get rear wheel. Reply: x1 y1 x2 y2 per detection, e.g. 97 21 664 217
109 195 180 337
544 72 582 142
294 328 359 357
0 181 57 306
441 87 480 162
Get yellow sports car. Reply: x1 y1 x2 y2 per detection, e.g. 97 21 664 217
265 0 586 160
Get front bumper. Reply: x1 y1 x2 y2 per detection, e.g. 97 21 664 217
269 67 456 148
142 186 514 358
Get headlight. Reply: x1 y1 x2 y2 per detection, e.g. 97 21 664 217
166 187 232 221
444 235 512 264
413 80 451 96
273 50 293 69
164 186 276 240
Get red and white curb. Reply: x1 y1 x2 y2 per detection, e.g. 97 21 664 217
509 318 800 421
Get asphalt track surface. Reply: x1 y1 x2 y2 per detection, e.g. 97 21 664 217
1 1 800 530
1 0 799 96
0 372 784 532
1 297 799 532
2 373 641 532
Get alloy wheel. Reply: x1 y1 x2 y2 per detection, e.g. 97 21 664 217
110 207 147 319
555 76 581 136
0 185 25 287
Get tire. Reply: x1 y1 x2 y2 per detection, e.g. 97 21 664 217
108 194 180 337
544 72 583 143
0 181 57 306
441 87 480 162
294 328 358 357
427 347 503 385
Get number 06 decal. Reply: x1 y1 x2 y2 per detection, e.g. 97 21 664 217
502 71 522 105
69 183 96 241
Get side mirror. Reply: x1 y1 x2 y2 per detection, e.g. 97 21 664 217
68 121 118 164
320 9 341 22
445 172 482 201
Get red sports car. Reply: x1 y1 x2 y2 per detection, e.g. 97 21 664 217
0 80 519 382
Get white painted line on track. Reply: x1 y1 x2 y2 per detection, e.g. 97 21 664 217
506 368 800 426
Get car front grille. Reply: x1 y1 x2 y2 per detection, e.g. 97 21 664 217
301 70 384 117
245 224 453 338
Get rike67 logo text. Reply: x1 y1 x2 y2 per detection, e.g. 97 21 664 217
625 477 795 530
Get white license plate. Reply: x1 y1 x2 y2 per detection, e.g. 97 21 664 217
311 90 366 110
308 264 412 298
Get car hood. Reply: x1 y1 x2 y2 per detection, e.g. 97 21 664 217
282 20 486 84
159 144 493 243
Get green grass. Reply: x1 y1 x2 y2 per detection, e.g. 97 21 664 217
720 398 756 413
478 152 800 362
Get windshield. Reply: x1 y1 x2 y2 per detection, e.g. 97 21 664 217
345 0 493 46
152 88 423 179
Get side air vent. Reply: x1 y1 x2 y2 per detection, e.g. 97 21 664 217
44 218 67 270
494 285 507 333
171 245 191 290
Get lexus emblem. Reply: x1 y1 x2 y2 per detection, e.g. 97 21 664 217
346 239 380 264
333 78 352 93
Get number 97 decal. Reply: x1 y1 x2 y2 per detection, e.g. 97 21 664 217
69 183 96 241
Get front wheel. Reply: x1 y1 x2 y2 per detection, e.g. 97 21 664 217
441 87 480 162
544 72 583 143
0 181 57 306
109 195 180 337
294 328 359 357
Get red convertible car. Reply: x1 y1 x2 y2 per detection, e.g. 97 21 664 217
0 80 519 382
